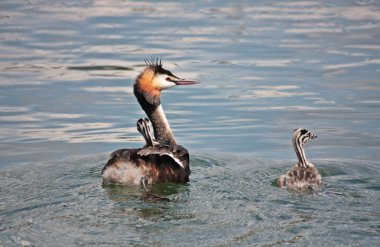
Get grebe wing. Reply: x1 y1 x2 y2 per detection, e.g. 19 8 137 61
137 143 189 169
106 118 188 169
107 144 189 169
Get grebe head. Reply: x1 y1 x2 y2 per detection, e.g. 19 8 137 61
293 128 317 146
133 58 199 144
146 58 199 89
135 58 199 105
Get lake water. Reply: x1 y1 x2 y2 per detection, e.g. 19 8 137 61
1 0 379 246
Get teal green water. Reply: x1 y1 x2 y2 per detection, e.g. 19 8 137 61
1 0 379 246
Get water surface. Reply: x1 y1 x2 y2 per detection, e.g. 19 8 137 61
0 0 379 246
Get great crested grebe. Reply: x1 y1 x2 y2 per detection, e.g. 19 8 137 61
278 128 322 190
102 59 199 186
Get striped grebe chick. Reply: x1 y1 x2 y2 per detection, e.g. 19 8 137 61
102 59 199 186
278 128 321 190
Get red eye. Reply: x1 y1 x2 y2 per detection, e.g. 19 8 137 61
166 77 170 81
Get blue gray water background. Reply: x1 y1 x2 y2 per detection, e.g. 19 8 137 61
0 0 379 246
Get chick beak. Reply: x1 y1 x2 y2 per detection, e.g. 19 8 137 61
309 132 317 139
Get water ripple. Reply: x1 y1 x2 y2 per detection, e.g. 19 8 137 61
0 0 380 245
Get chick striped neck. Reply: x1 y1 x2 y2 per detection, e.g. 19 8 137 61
292 136 310 168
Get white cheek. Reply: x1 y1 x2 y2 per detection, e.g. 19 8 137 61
155 74 176 89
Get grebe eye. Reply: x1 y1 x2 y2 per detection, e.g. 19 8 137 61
166 77 171 81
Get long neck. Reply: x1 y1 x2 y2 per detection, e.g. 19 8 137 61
148 104 176 144
293 138 309 168
134 84 176 144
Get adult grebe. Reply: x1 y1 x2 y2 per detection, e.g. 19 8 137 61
102 59 199 186
278 128 321 190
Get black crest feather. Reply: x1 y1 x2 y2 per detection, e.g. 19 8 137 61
144 57 163 74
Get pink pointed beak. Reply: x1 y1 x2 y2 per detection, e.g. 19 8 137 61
174 79 200 85
171 78 200 85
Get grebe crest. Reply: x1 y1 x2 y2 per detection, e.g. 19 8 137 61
135 58 198 106
102 58 199 186
278 128 321 190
